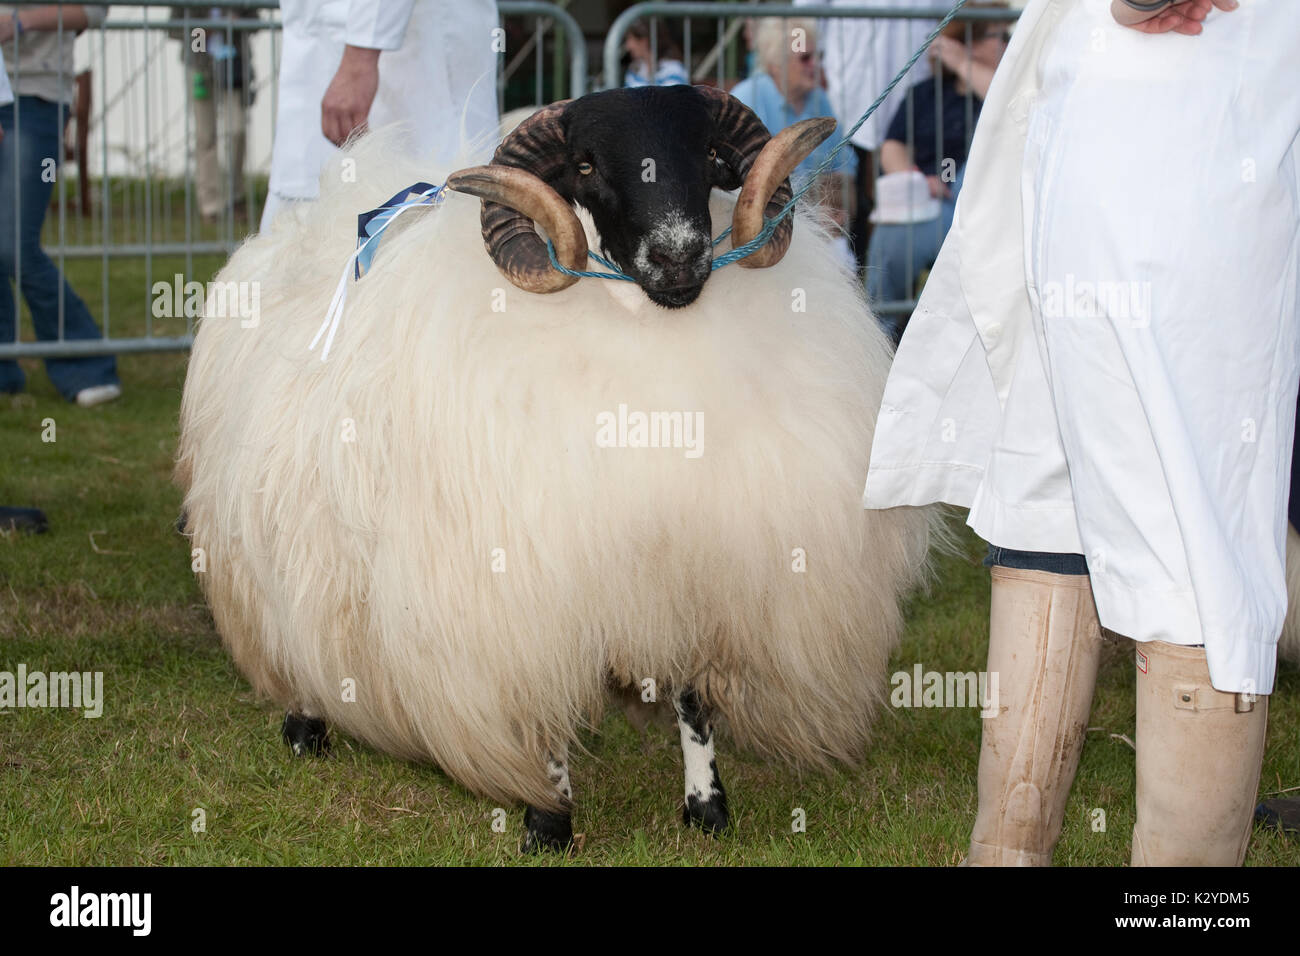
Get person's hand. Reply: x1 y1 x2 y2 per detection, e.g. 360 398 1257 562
0 14 18 44
926 35 966 72
926 174 952 200
1111 0 1238 35
321 45 381 147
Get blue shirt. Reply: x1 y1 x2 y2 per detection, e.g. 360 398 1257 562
729 73 856 184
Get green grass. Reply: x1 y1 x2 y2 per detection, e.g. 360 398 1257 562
1 256 1298 865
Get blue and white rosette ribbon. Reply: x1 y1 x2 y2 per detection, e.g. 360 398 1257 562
310 181 447 361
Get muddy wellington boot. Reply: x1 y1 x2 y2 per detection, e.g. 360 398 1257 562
966 567 1104 866
1130 641 1268 866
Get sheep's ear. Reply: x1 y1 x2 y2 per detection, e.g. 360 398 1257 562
709 155 745 193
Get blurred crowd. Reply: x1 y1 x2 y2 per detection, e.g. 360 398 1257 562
623 2 1014 333
1 0 1012 408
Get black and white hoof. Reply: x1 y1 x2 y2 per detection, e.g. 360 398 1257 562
281 711 330 757
683 784 729 835
521 806 574 853
675 687 729 837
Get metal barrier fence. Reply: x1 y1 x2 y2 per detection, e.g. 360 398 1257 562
0 0 586 360
2 1 1021 364
605 2 1022 322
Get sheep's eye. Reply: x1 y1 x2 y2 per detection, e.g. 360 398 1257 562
708 148 717 162
577 161 594 175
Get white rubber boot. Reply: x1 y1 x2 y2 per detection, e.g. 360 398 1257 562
1130 641 1268 866
966 566 1104 866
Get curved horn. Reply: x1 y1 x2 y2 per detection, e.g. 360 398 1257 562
447 101 586 294
695 86 835 269
446 165 588 294
731 117 837 269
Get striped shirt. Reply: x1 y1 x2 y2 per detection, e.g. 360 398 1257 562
624 58 689 88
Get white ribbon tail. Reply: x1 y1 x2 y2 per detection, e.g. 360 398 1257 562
310 253 357 362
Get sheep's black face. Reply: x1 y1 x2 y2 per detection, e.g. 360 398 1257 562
554 87 742 309
461 85 813 302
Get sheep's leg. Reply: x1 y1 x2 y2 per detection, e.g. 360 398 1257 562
281 709 330 757
521 752 574 853
675 687 729 835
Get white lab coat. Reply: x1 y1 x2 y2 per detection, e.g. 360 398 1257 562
261 0 499 232
863 0 1300 695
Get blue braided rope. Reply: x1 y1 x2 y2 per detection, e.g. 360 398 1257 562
546 240 637 281
548 0 970 281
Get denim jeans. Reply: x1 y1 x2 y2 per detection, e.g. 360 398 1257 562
984 544 1208 647
0 97 118 401
984 544 1089 576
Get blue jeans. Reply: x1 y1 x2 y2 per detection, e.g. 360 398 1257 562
0 98 118 400
984 544 1089 576
866 165 964 340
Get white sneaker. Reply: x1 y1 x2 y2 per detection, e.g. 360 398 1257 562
75 384 122 407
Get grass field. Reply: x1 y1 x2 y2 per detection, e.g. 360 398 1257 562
1 253 1298 866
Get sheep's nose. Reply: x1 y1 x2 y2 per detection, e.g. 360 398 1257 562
646 244 709 287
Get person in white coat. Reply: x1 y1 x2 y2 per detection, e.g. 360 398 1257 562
260 0 499 233
863 0 1299 865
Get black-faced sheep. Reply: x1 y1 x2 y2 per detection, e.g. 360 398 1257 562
176 85 934 851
